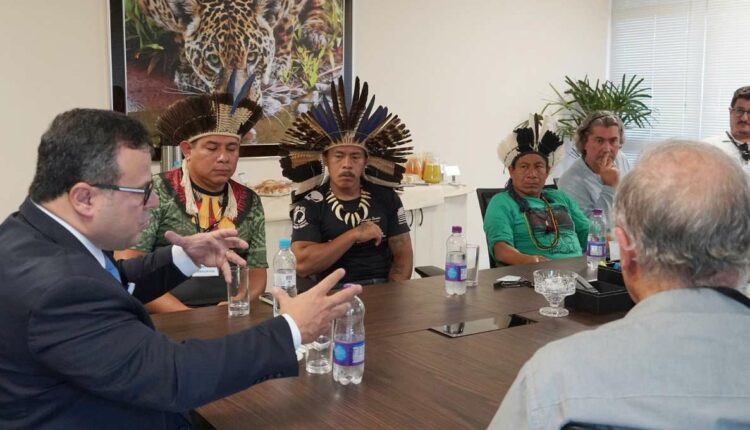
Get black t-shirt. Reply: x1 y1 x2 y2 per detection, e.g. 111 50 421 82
291 182 410 283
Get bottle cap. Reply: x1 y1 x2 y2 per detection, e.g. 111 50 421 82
451 225 462 233
592 208 603 216
279 238 291 249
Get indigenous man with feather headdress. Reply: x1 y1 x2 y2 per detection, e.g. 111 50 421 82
484 115 589 266
279 77 414 286
116 76 268 313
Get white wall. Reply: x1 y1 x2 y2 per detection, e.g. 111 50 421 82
0 0 111 216
0 0 609 267
352 0 610 264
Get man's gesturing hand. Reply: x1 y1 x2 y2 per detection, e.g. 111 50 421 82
164 229 249 283
271 268 363 344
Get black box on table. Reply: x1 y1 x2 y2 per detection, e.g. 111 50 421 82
566 262 634 314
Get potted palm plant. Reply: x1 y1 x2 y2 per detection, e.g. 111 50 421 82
545 74 653 141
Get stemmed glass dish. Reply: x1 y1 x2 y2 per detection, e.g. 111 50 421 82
532 269 577 317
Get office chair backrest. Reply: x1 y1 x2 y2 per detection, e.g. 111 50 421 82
477 188 504 223
476 188 505 268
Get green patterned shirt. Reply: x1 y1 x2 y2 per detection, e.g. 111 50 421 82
134 169 268 268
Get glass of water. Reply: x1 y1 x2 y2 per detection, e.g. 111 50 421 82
465 244 480 287
226 265 250 317
305 327 333 374
532 269 577 317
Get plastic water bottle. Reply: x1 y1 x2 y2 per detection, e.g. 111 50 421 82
445 226 467 296
273 239 297 317
333 286 365 385
586 208 608 271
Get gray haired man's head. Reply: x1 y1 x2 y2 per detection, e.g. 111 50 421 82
574 110 625 155
613 140 750 287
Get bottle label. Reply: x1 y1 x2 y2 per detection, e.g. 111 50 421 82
587 241 606 258
333 340 365 366
274 273 296 289
445 263 467 282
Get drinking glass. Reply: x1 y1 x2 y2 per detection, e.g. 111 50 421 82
305 327 333 374
532 269 576 317
227 265 250 317
465 244 480 287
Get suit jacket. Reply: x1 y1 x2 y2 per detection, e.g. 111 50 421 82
0 198 298 429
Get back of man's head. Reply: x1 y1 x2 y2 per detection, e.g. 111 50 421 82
614 140 750 287
29 109 151 203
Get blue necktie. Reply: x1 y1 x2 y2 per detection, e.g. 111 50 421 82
104 257 122 283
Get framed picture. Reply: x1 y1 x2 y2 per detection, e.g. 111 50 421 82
109 0 353 158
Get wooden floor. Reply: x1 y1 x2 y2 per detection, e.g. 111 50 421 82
153 257 624 429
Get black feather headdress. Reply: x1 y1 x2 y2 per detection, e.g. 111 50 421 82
497 114 564 169
156 73 263 146
279 76 413 197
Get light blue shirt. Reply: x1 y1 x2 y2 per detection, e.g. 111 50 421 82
558 152 631 222
489 288 750 430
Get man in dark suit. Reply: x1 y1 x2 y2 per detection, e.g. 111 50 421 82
0 108 360 429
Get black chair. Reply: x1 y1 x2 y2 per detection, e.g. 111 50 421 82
476 188 505 268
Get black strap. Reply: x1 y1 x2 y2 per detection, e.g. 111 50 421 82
726 131 750 162
713 287 750 309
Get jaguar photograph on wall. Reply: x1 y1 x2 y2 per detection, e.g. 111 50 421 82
115 0 346 147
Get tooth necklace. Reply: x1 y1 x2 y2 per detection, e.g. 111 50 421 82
326 189 372 228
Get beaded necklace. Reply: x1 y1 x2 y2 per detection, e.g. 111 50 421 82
508 183 560 251
521 197 560 250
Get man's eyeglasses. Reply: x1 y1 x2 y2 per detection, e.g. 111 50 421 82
729 108 750 118
91 182 153 205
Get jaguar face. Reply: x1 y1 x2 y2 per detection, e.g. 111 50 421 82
183 3 275 92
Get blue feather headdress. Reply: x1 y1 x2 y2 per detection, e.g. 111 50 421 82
156 71 262 146
279 76 413 198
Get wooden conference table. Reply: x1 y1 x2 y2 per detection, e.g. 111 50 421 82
153 257 625 429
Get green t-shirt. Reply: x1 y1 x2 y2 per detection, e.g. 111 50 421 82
483 189 589 263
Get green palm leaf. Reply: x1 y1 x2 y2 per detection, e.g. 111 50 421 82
544 74 653 140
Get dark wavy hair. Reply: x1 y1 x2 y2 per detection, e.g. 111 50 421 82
731 86 750 107
29 109 152 203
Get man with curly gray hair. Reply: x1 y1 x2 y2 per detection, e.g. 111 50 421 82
490 140 750 429
558 111 631 220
